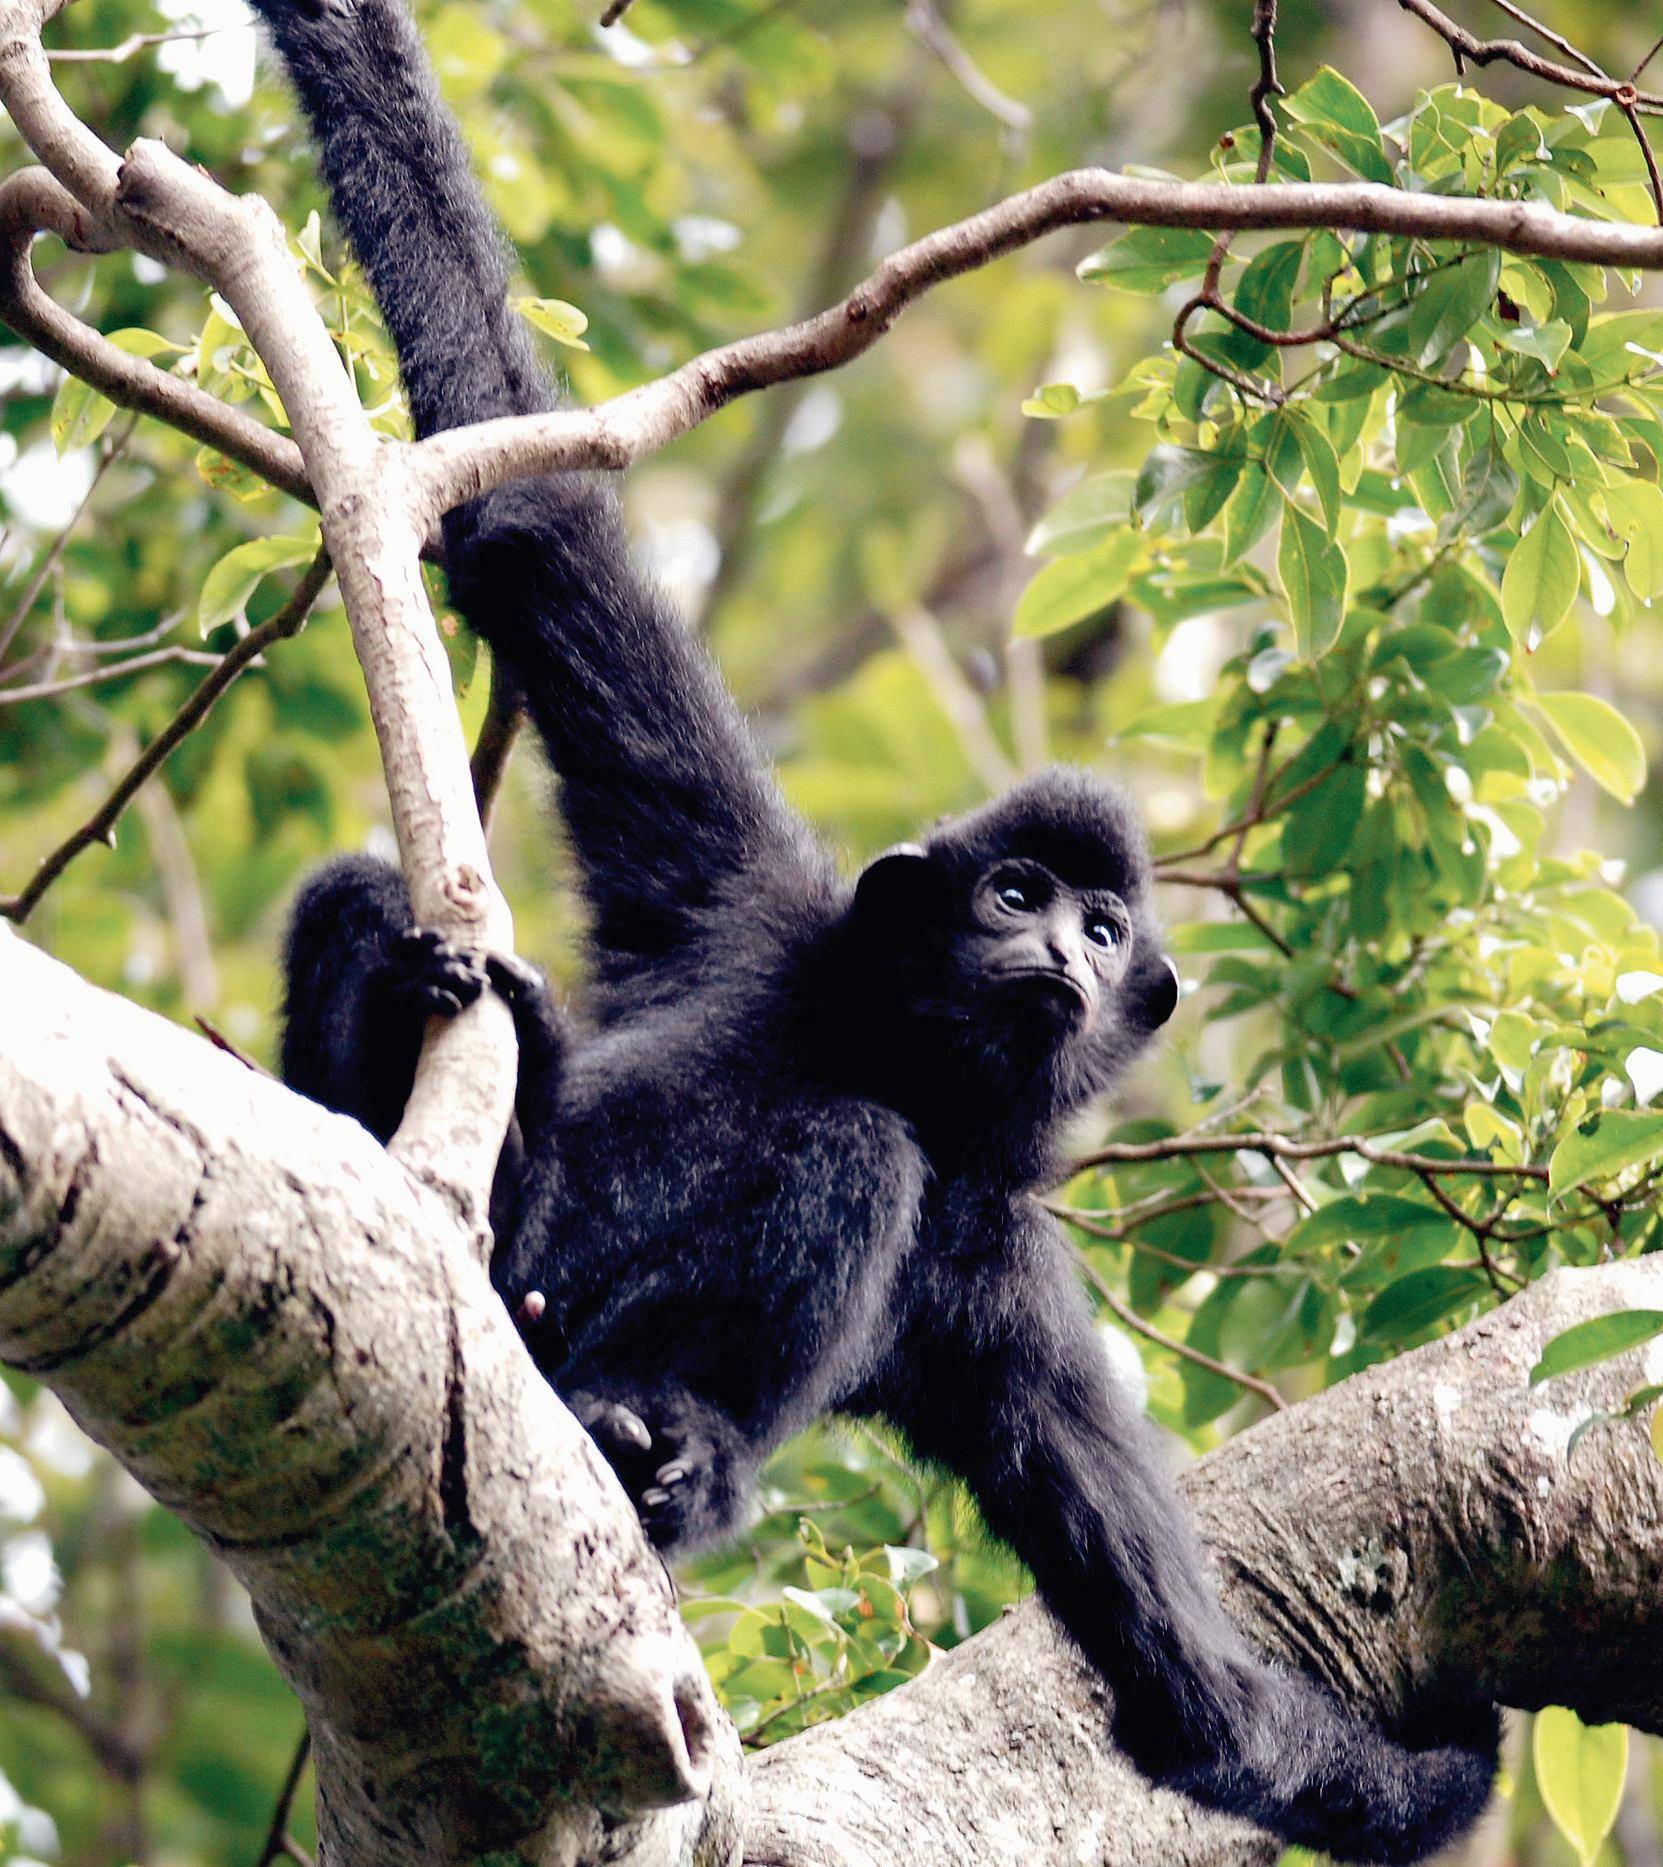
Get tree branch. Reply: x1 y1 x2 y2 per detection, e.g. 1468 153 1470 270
0 928 732 1867
0 0 515 1213
745 1259 1663 1866
410 171 1663 516
0 168 314 505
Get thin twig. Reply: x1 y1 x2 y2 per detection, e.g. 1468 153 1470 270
1075 1250 1287 1411
1170 0 1284 403
254 1729 312 1867
1 549 331 922
1157 753 1348 868
0 640 221 701
413 170 1663 514
0 410 137 663
905 0 1032 149
1074 1128 1550 1180
47 26 229 64
470 655 524 830
1393 0 1663 110
194 1016 268 1072
1481 0 1606 78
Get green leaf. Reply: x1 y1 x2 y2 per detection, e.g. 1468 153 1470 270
1454 434 1519 536
440 611 479 696
1530 1311 1663 1385
1078 226 1218 293
1533 1708 1627 1867
1133 445 1239 531
1549 1110 1663 1194
1276 497 1348 656
884 1545 939 1584
512 295 590 349
195 445 271 503
1281 67 1394 184
1529 691 1647 803
1407 250 1500 368
1501 497 1579 647
106 325 180 360
50 373 117 452
1497 318 1573 372
1221 463 1279 566
1021 382 1086 419
1602 480 1663 599
1291 414 1343 532
51 327 176 455
198 534 321 635
1026 473 1135 555
1359 1266 1489 1343
1012 528 1143 638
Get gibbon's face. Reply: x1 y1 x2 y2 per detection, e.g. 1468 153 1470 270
964 856 1134 1034
851 770 1179 1087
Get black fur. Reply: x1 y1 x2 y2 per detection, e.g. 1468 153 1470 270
257 3 1498 1855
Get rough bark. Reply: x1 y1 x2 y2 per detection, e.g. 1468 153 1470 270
0 928 728 1865
1 4 1660 1862
744 1258 1663 1867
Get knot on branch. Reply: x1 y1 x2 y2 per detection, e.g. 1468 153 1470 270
441 862 488 916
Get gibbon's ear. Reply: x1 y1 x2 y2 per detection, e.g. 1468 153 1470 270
1144 956 1181 1029
852 843 938 922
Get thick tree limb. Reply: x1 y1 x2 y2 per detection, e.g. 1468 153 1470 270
0 8 736 1857
744 1257 1663 1867
0 927 732 1866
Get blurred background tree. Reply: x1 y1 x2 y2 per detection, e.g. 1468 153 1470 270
2 0 1662 1861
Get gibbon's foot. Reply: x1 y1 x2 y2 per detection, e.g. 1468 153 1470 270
387 928 490 1019
625 1393 749 1550
565 1385 748 1549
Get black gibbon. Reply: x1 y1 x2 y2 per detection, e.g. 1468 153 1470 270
260 1 1497 1855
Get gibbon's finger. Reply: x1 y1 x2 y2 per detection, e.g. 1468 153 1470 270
484 950 546 1006
640 1487 671 1510
656 1461 690 1488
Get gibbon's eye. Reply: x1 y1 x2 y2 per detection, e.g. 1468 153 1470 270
995 881 1033 912
1084 915 1121 950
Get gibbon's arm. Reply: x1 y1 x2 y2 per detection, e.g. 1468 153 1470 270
884 1204 1497 1867
250 0 818 993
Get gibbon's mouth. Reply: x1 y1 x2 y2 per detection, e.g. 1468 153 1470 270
993 966 1093 1015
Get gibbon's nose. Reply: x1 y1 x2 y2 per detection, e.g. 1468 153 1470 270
1041 914 1097 1007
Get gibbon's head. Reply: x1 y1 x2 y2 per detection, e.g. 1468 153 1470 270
849 767 1178 1112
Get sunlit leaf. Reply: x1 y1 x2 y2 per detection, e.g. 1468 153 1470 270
1530 1311 1663 1385
1548 1110 1663 1195
1501 498 1579 646
1528 691 1646 803
1533 1708 1627 1867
